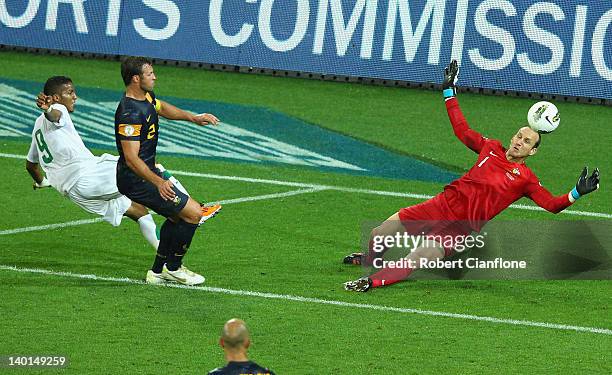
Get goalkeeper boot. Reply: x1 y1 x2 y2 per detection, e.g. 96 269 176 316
199 204 222 225
343 277 373 292
162 265 205 286
343 252 364 265
145 270 166 285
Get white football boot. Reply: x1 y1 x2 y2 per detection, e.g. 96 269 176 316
161 265 205 286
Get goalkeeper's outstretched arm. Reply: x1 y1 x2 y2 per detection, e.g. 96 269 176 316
443 60 487 154
526 167 600 213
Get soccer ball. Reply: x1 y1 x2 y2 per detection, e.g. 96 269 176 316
527 101 560 134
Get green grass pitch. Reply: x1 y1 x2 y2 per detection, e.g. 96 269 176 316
0 51 610 374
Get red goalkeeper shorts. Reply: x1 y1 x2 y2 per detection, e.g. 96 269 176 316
398 193 472 257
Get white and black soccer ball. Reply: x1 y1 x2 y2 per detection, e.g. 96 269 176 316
527 101 560 134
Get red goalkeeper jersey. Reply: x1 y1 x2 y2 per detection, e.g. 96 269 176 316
443 97 572 231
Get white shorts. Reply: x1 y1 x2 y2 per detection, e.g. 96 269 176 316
66 154 131 226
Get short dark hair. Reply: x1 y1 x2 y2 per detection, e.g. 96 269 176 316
43 76 72 96
534 133 541 148
121 56 153 86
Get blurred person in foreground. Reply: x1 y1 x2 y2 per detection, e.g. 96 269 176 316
208 318 275 375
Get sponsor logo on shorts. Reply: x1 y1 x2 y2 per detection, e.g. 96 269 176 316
172 195 182 206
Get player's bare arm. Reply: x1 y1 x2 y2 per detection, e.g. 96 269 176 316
28 91 55 189
25 160 50 189
25 160 43 183
120 139 175 201
157 99 219 126
36 92 62 122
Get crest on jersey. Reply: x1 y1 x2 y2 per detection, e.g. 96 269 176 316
512 168 520 175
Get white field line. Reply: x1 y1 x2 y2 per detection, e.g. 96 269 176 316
2 152 610 219
0 152 29 159
0 188 324 236
0 264 610 336
0 218 103 236
208 187 326 205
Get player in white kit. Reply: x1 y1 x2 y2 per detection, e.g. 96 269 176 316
25 76 159 249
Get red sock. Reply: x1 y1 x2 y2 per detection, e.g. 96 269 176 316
370 266 414 288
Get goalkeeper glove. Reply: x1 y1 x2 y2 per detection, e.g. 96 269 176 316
570 167 600 201
443 60 459 99
33 177 51 190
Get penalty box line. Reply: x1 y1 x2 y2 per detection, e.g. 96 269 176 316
2 152 611 219
0 187 325 236
0 264 610 336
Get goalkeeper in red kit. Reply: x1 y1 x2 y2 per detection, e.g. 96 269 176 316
343 60 601 292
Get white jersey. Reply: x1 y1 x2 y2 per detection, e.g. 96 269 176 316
26 103 97 195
